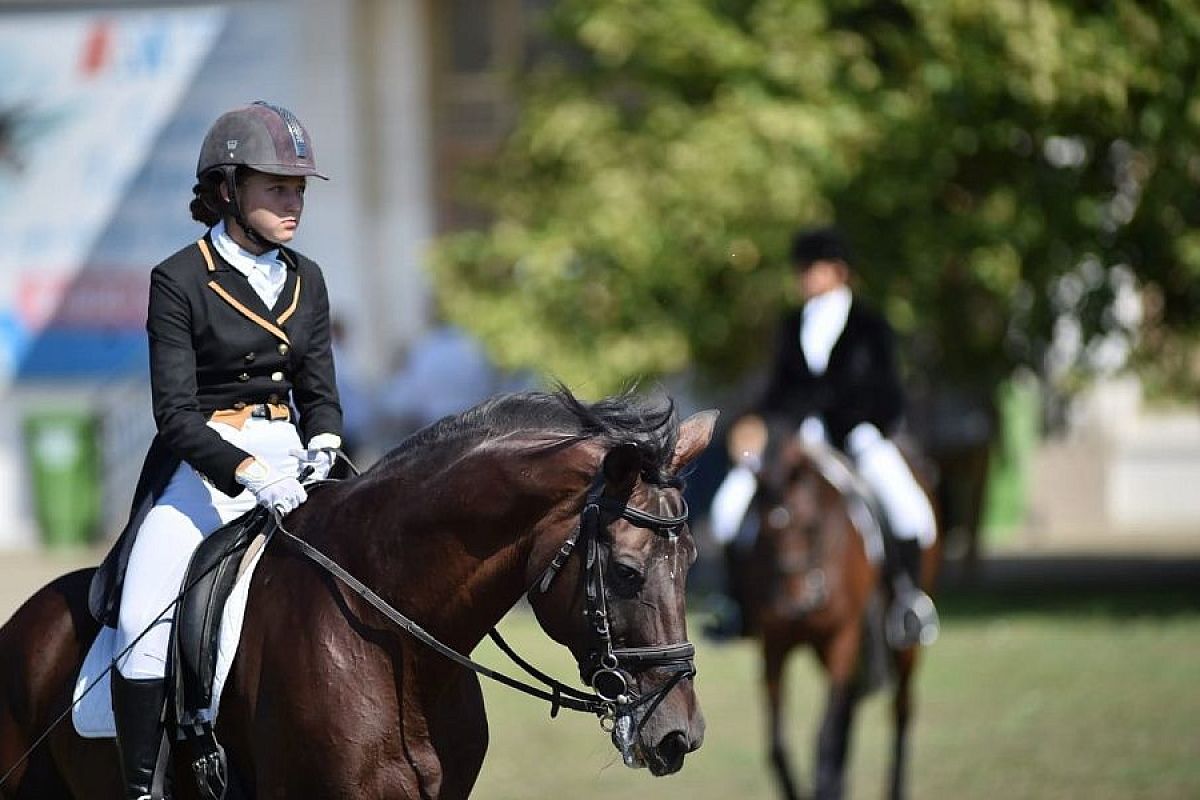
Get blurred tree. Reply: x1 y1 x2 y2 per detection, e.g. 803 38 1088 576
431 0 1200 400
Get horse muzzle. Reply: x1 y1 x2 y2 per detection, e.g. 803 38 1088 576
609 673 704 776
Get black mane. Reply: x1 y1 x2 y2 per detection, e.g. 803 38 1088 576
374 387 680 484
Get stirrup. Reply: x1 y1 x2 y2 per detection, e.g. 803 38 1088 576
184 722 228 800
886 588 939 649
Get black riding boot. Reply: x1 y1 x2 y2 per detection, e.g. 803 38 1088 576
885 538 939 649
111 672 169 800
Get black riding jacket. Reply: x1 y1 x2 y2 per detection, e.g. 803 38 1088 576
89 233 343 625
759 299 904 451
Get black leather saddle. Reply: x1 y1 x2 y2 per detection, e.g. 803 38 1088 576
167 506 272 800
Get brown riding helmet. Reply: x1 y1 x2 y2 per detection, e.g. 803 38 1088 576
196 101 328 180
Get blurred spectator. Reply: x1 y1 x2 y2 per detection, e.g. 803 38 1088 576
330 317 373 471
376 322 501 442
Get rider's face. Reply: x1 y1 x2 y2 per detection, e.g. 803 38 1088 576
222 172 306 251
798 259 850 299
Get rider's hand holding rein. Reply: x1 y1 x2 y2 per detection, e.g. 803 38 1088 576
236 457 308 513
290 432 342 482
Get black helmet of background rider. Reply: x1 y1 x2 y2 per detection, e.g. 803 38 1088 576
790 227 854 272
191 101 327 248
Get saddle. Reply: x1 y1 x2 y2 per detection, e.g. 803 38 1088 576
165 506 273 800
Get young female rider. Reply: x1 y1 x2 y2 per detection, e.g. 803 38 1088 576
88 101 343 799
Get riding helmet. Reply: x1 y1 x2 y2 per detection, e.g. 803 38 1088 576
196 101 328 180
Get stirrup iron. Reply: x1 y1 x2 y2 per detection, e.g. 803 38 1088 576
886 588 939 649
185 721 228 800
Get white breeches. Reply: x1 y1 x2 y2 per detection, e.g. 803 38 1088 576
709 464 759 545
114 417 302 679
846 424 937 548
708 421 936 550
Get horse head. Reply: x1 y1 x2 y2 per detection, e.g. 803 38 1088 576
526 408 716 776
753 436 855 623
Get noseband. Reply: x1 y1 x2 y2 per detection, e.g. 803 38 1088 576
535 474 696 720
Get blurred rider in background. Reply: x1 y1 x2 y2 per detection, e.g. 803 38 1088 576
709 227 938 649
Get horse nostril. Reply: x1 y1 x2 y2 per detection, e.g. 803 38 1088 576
654 731 689 775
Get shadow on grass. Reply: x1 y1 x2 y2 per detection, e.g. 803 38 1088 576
936 555 1200 620
688 555 1200 623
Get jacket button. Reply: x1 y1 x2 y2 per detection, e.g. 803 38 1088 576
277 343 290 356
271 371 284 381
237 372 250 382
233 401 247 410
244 352 256 363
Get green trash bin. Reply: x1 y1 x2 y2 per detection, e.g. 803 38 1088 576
23 411 102 548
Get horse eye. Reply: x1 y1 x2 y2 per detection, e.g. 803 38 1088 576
611 562 644 594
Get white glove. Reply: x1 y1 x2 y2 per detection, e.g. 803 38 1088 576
290 433 341 482
235 459 308 514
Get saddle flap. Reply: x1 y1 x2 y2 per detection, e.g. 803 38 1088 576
172 508 268 721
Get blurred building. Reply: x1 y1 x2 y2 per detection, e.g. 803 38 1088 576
1019 377 1200 553
0 0 548 547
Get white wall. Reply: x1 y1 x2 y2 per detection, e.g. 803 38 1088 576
1024 378 1200 551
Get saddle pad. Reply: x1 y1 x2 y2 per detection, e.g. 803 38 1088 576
72 543 268 738
804 442 885 564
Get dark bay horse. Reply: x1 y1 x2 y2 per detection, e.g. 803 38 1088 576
743 427 938 800
0 390 716 798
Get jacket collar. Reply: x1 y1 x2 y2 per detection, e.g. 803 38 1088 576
197 235 302 344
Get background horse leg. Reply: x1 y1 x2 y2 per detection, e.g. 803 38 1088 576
888 646 918 800
762 639 804 800
813 624 863 800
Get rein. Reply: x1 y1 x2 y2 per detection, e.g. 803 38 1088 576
274 468 695 725
273 521 608 715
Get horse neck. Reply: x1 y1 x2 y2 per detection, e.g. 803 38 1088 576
335 438 593 654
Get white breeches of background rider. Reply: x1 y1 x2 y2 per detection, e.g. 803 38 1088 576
709 420 935 549
844 423 937 548
114 417 302 680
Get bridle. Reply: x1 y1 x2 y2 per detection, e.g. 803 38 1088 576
276 463 696 734
534 472 696 729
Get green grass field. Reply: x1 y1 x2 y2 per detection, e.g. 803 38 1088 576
469 587 1200 800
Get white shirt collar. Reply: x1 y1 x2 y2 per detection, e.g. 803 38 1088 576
211 219 282 278
799 285 853 375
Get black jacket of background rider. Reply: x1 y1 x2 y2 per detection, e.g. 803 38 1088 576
758 298 904 452
88 233 343 626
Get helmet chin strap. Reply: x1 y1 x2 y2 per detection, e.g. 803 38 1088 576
221 168 277 252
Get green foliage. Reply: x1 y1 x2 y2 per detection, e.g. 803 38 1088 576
432 0 1200 398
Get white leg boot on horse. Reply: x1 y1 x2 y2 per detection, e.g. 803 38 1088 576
847 424 940 649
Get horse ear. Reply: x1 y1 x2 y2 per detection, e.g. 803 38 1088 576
670 410 720 473
602 442 643 492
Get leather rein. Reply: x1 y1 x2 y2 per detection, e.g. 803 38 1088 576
273 470 695 725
